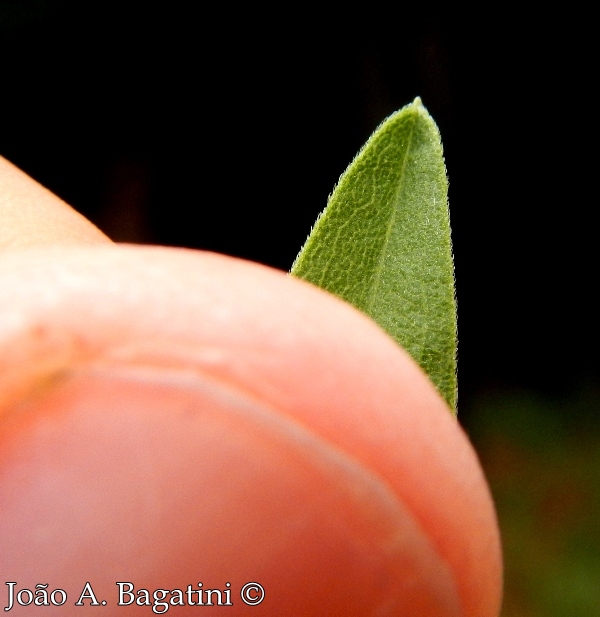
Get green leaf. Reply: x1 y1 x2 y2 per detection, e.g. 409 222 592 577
291 98 457 412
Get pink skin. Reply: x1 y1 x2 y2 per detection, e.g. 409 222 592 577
0 156 109 249
0 159 502 615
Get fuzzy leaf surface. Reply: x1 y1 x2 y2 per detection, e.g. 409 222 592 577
291 98 457 411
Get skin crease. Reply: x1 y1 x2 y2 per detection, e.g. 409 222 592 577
0 158 502 615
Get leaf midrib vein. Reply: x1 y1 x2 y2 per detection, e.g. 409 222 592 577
365 117 416 314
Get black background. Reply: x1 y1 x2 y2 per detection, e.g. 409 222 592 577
1 2 596 419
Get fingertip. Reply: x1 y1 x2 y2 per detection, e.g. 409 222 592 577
0 245 502 616
0 156 110 250
1 368 462 616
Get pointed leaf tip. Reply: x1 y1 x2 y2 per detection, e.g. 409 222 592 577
291 99 457 412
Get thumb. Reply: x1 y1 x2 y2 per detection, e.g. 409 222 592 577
0 245 501 616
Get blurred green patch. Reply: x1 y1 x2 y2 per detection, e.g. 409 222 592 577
467 385 600 616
